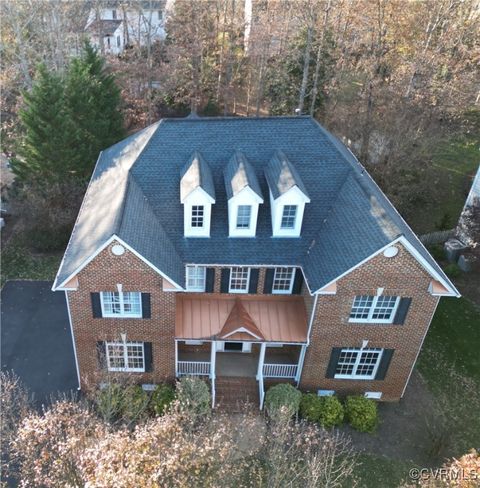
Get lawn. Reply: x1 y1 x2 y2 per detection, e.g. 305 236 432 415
353 454 416 488
0 236 62 287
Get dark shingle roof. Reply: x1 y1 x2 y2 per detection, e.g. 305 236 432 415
265 149 310 200
53 116 458 294
224 151 263 200
180 151 215 201
85 19 123 36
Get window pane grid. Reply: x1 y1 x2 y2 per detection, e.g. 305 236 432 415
280 205 297 229
101 291 142 317
272 267 294 292
230 267 249 292
107 342 144 372
236 205 251 229
186 266 206 291
349 295 399 323
191 205 204 227
334 348 382 379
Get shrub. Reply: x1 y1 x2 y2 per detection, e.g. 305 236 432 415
428 244 445 262
443 263 461 278
344 396 378 433
175 377 210 417
94 383 124 423
150 383 176 416
25 225 71 253
265 383 302 418
300 394 344 427
122 385 150 423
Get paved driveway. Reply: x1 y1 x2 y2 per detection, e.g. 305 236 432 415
1 281 78 405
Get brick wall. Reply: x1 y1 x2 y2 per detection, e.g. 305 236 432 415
299 244 439 401
68 241 177 388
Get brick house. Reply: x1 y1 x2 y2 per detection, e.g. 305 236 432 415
52 116 459 407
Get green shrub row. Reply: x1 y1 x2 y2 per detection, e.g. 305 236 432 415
265 383 378 433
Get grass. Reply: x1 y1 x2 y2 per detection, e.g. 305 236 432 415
353 454 416 488
1 236 62 287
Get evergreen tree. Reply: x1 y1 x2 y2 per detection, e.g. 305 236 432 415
11 65 77 182
65 41 125 174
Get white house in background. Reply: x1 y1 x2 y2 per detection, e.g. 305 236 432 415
84 1 168 54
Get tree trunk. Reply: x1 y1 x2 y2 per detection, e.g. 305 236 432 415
298 25 313 114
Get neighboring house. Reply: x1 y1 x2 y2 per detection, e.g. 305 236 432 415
84 1 167 55
52 116 459 408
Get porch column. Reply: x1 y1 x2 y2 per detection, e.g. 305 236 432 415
210 341 216 379
295 344 307 384
175 340 178 377
256 342 267 380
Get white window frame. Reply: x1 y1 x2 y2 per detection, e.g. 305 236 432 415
349 295 400 324
229 267 250 293
100 291 142 318
236 205 252 229
280 205 297 229
272 267 295 294
191 205 205 228
334 348 383 380
186 266 206 292
105 341 145 372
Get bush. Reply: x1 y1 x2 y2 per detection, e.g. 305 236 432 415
300 394 344 427
265 383 302 418
176 377 210 417
94 383 124 423
25 225 71 253
150 383 175 416
443 263 461 278
428 244 445 262
122 385 150 423
344 396 378 433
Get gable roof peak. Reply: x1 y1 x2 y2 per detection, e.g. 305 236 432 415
224 150 263 200
265 149 310 200
180 151 215 202
219 298 265 340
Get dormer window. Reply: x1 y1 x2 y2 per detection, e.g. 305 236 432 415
224 151 263 237
180 152 215 238
236 205 252 229
265 150 310 237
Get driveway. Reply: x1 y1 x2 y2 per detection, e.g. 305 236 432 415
1 281 78 405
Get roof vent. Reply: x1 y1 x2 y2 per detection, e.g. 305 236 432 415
383 246 399 258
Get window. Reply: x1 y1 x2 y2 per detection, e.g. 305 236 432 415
272 267 295 294
158 10 163 20
100 291 142 318
349 295 400 323
236 205 252 229
106 341 145 372
116 35 121 47
191 205 204 228
112 9 117 19
280 205 297 229
229 267 250 293
334 348 383 379
186 266 206 291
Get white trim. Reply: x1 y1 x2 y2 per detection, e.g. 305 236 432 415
271 267 295 294
401 297 440 398
306 294 319 346
185 265 206 292
295 344 307 384
65 291 81 390
333 348 383 380
222 327 262 340
185 340 204 345
256 342 266 380
348 295 400 324
228 266 251 293
99 291 143 318
105 340 145 372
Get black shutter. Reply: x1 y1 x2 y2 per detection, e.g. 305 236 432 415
91 293 102 318
263 268 275 294
393 298 412 325
249 268 259 294
375 349 394 380
205 268 215 293
326 347 342 378
96 341 107 369
220 269 230 293
144 342 153 372
141 293 151 319
292 269 303 294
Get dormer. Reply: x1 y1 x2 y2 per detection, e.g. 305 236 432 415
265 150 310 237
224 151 264 237
180 151 215 237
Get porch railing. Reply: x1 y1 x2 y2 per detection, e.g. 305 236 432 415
263 363 298 378
177 361 211 376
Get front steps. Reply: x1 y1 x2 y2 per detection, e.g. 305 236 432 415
214 376 260 412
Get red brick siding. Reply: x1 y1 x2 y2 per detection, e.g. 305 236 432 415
68 241 176 388
299 244 439 401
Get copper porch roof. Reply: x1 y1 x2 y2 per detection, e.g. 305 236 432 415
175 294 308 343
